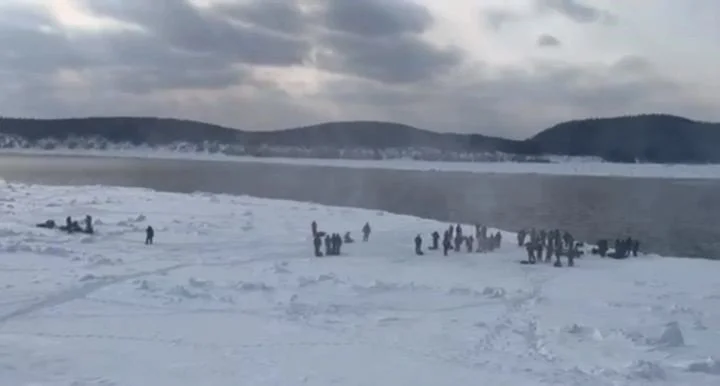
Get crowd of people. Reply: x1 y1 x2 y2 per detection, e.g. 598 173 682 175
309 219 642 268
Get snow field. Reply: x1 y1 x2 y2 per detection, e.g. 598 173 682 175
0 180 719 385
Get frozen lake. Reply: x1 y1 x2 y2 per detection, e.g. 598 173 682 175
0 153 717 258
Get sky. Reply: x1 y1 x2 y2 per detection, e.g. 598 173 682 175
0 0 718 139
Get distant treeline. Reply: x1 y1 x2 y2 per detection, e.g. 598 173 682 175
0 114 718 163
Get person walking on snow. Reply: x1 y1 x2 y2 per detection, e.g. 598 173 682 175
145 226 154 245
362 222 371 242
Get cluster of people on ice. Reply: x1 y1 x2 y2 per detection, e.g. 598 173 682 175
34 215 156 245
36 215 94 234
517 228 582 267
417 224 502 256
592 237 640 259
311 220 370 257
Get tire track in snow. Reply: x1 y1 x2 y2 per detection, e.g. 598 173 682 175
0 263 190 324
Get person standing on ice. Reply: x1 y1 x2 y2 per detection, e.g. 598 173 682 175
313 234 323 257
362 222 371 242
525 241 536 264
632 239 640 257
324 234 332 255
145 226 154 245
465 235 474 252
414 234 424 255
517 229 526 246
311 221 318 237
429 231 440 250
442 230 451 256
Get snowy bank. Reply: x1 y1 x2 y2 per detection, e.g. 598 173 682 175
5 147 720 179
1 181 719 385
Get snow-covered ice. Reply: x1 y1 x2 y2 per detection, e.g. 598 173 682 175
1 180 719 385
5 148 720 179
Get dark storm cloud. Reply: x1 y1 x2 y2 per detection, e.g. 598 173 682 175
312 0 464 83
79 0 310 66
536 0 616 24
320 0 432 38
315 32 463 84
537 34 561 47
211 0 308 35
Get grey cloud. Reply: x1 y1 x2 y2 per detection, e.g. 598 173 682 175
312 0 463 83
536 0 616 24
79 0 310 66
315 32 463 84
319 57 696 138
483 9 522 31
211 0 308 35
537 34 561 47
320 0 433 38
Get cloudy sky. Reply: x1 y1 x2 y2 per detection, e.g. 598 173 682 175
1 0 718 138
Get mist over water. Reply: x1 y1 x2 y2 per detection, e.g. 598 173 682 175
0 154 717 259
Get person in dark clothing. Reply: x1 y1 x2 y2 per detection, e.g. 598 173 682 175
597 239 608 257
495 232 502 249
84 215 94 234
324 234 332 256
313 234 323 257
517 229 526 246
362 222 371 242
455 224 462 239
343 232 354 243
311 221 318 237
632 240 640 257
65 216 73 233
414 234 424 255
465 235 474 253
454 233 462 252
567 246 577 267
145 226 154 245
430 231 440 250
526 242 536 264
334 233 343 255
448 225 454 241
442 231 451 256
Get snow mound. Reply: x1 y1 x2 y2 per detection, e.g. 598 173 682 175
654 321 685 348
685 357 720 375
626 360 667 381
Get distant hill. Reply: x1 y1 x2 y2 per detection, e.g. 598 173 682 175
0 114 718 163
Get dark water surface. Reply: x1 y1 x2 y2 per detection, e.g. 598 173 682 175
0 154 717 259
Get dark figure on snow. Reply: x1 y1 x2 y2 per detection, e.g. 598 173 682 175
454 232 463 252
430 231 440 250
333 233 343 255
455 224 462 239
535 239 544 261
65 216 73 233
311 221 318 237
145 226 154 245
313 234 323 257
495 232 502 249
362 222 371 242
84 215 94 234
325 234 332 256
546 241 554 263
597 239 609 257
567 245 578 267
632 240 640 257
465 235 474 253
36 219 56 229
526 242 536 264
343 232 354 244
414 234 424 255
448 225 454 241
517 229 526 246
442 231 452 256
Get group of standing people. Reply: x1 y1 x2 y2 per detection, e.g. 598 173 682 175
517 228 580 267
311 220 371 257
418 223 502 256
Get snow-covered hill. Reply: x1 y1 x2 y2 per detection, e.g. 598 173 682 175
1 181 718 385
0 132 559 163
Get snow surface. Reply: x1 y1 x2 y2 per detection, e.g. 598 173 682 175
4 148 720 179
1 181 720 386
